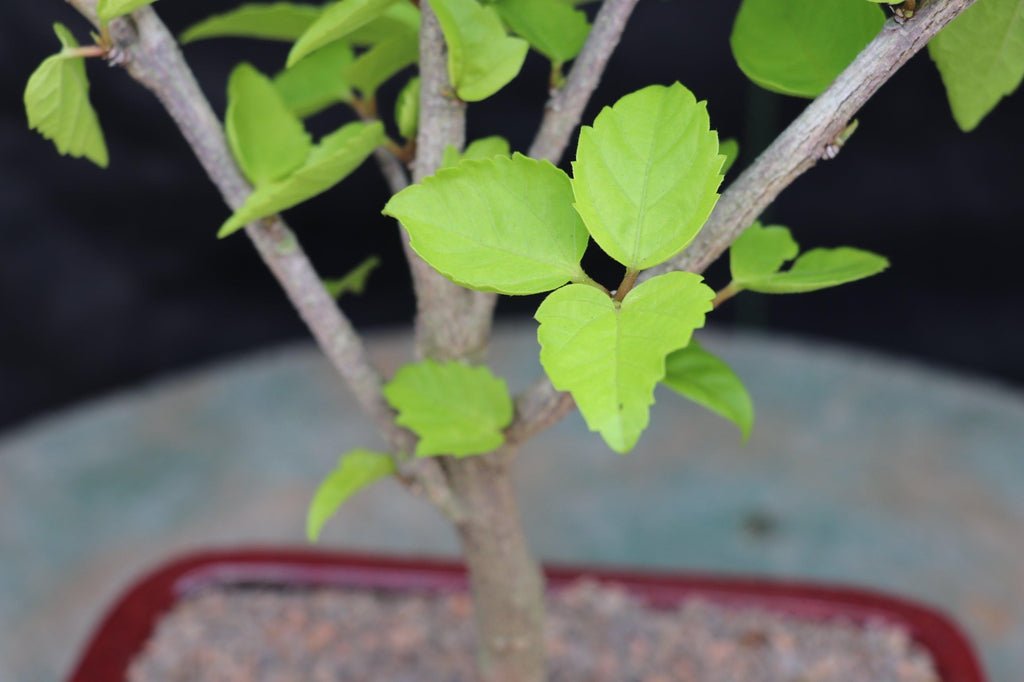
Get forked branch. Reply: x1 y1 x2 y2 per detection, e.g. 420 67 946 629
510 0 976 444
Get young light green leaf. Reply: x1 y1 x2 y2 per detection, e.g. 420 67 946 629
493 0 590 64
346 2 420 46
572 83 724 270
394 76 420 140
730 0 884 98
536 272 715 453
663 341 754 440
273 40 354 118
220 120 385 237
432 0 529 101
740 247 889 294
440 135 512 169
180 3 321 44
97 0 156 21
730 222 799 283
384 153 588 294
929 0 1024 132
323 255 381 299
383 361 514 458
226 63 312 186
720 138 740 175
307 448 395 541
344 34 419 97
24 24 108 168
288 0 400 67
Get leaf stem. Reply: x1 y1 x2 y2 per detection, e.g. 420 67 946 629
62 45 107 58
576 272 611 296
613 268 639 302
712 282 742 308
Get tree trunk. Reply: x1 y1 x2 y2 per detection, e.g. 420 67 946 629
446 449 547 682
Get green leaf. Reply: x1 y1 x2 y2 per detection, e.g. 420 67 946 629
344 34 419 97
180 3 321 44
220 120 385 237
440 136 512 168
306 448 394 541
536 272 715 453
928 0 1024 131
24 24 108 168
730 0 884 98
432 0 529 101
383 361 513 458
663 341 754 439
720 137 740 175
346 2 420 46
571 83 724 270
729 222 799 283
288 0 400 67
493 0 590 64
394 76 420 140
440 135 511 169
226 63 312 186
97 0 156 21
383 153 588 295
273 40 354 118
323 255 381 298
740 247 889 294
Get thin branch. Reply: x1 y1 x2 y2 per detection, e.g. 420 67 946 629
528 0 640 163
403 1 495 361
644 0 976 280
510 0 977 444
64 2 470 520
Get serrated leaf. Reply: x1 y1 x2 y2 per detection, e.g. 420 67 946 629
740 247 888 294
730 222 799 283
395 76 420 139
288 0 400 66
226 63 312 186
929 0 1024 131
730 0 884 98
273 40 354 118
440 135 511 169
432 0 529 101
97 0 156 21
572 83 724 270
383 153 588 294
180 3 321 44
24 24 108 168
220 120 384 236
383 361 513 458
344 34 419 97
306 448 394 541
493 0 589 64
663 341 754 439
720 138 739 175
536 272 715 453
323 255 381 298
347 2 420 45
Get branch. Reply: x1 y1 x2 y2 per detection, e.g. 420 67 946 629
510 0 977 443
402 1 495 361
63 3 474 520
644 0 975 279
527 0 640 163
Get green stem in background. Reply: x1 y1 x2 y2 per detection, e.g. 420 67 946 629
712 282 742 309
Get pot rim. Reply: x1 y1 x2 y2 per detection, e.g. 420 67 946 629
68 546 986 682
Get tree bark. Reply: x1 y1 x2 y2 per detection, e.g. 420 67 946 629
447 450 546 682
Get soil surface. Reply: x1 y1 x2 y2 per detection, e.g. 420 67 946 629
129 581 939 682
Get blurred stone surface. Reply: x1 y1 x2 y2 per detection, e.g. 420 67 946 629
1 325 1022 682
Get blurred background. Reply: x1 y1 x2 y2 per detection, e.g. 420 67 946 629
2 0 1022 429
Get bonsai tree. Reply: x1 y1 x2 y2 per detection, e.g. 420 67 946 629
24 0 1020 679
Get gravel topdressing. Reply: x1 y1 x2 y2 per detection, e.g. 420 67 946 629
128 580 940 682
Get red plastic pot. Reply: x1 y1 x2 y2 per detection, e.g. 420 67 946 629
68 547 986 682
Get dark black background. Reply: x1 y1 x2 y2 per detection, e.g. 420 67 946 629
2 1 1022 429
